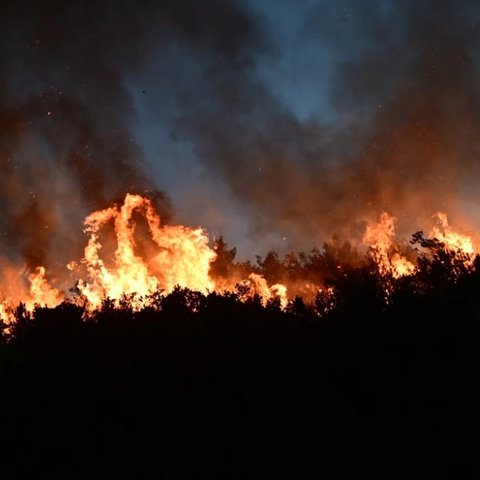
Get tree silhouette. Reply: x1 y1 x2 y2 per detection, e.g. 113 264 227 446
210 235 237 278
2 234 480 478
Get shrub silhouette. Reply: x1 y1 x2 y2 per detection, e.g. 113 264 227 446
2 237 480 478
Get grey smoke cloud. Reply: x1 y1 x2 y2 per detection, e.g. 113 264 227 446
176 0 480 251
0 0 256 269
1 0 480 271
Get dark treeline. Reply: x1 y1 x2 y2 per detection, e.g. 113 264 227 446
210 234 366 288
1 234 480 478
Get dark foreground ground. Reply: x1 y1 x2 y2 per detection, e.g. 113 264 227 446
1 254 480 479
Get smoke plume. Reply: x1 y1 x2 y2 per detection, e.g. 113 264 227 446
1 0 480 271
179 0 480 250
0 0 260 273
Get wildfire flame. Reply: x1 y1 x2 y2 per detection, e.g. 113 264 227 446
240 273 288 309
75 194 216 310
430 212 475 257
0 194 477 323
363 212 415 278
0 194 286 322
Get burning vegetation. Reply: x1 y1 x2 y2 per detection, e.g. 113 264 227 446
3 194 480 479
2 1 480 477
0 192 477 326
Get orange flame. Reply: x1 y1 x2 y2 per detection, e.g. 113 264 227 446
430 212 475 256
0 194 478 322
76 193 217 310
363 212 415 278
0 264 63 323
239 273 288 309
26 266 63 311
0 194 291 320
0 194 221 320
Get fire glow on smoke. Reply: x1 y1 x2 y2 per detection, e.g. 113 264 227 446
0 193 476 323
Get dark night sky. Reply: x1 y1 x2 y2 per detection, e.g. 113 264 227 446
1 0 480 266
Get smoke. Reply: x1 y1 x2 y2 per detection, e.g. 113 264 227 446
177 0 480 251
0 0 257 272
1 0 480 273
